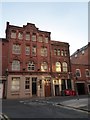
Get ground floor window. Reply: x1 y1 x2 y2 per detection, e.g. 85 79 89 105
11 77 20 91
25 77 30 90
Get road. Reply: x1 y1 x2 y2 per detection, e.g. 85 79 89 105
2 95 89 119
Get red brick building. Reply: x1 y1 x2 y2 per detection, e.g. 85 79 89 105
70 43 90 95
1 22 72 99
50 41 73 96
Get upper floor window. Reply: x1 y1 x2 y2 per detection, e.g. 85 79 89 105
57 49 60 56
25 46 30 55
11 30 16 38
38 36 43 42
44 37 48 43
12 60 20 71
55 62 61 72
41 47 47 56
32 34 36 41
85 69 90 77
18 32 23 39
64 50 68 56
54 49 57 55
76 69 81 77
12 44 21 54
61 50 64 56
26 32 30 40
41 62 48 72
27 61 35 71
62 62 68 72
32 46 36 56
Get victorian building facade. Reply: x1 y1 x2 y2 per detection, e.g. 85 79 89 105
70 43 90 95
1 22 72 99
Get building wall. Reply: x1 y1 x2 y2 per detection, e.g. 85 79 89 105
2 22 72 99
71 43 90 95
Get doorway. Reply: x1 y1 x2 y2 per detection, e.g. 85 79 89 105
76 83 85 95
32 77 37 95
55 85 59 96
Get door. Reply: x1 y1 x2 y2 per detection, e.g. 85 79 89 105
32 78 37 95
45 83 51 97
76 83 85 95
55 85 59 96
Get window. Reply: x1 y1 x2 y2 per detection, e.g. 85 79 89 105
32 46 36 56
11 77 20 91
26 46 30 55
57 49 60 56
44 37 48 43
62 62 68 72
32 34 36 41
55 62 61 72
12 44 21 54
76 69 81 77
41 47 47 56
26 32 30 40
18 32 23 39
27 61 35 71
61 50 64 56
12 60 20 71
85 69 90 77
54 49 57 55
38 36 43 42
64 50 67 56
41 62 48 72
11 30 16 38
25 77 30 90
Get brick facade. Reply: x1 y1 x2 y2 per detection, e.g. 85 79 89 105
1 22 72 99
71 43 90 95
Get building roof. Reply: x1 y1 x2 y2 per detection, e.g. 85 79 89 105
70 42 90 65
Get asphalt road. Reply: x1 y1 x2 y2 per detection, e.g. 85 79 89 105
2 95 89 119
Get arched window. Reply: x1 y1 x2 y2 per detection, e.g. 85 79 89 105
41 62 48 71
27 61 35 71
62 62 68 72
12 60 20 71
55 62 61 72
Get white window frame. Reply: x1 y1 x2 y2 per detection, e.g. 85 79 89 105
25 77 30 90
55 62 61 72
41 62 48 72
12 60 20 71
62 62 68 72
41 47 47 56
27 61 35 71
11 77 20 91
85 69 90 77
26 46 30 55
26 33 30 40
32 34 36 41
12 44 21 54
18 32 23 39
76 69 81 77
11 30 16 38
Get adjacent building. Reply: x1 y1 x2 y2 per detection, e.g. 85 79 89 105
70 43 90 95
1 22 72 99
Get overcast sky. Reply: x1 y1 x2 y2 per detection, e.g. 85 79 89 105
0 1 88 55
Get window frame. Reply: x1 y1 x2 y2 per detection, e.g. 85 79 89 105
11 77 20 91
12 60 20 71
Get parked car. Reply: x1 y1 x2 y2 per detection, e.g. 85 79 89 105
61 89 76 96
0 113 10 120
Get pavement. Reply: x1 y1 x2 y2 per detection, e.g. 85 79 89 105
57 97 90 113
